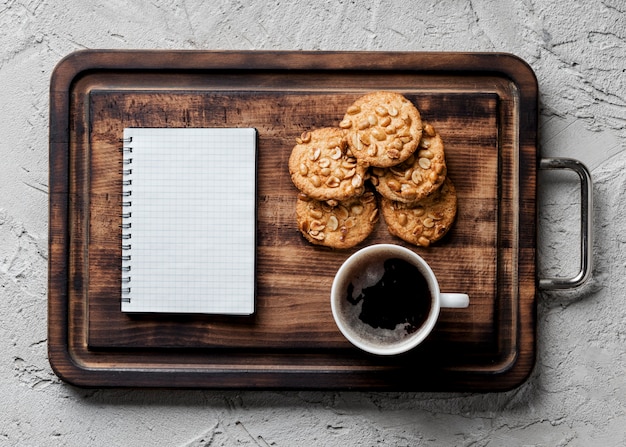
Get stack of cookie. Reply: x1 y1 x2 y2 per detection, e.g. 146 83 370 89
289 91 457 249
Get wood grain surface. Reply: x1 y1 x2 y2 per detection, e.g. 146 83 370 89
48 51 537 390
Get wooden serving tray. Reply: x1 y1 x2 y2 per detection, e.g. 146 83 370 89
49 50 538 390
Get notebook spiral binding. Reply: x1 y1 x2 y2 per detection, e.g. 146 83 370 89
120 137 133 303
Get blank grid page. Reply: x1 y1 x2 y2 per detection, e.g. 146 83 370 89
121 128 256 314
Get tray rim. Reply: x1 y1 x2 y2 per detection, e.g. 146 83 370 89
48 50 538 391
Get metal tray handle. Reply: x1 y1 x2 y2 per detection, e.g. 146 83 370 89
538 158 593 290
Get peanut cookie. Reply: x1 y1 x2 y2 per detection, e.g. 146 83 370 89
370 122 447 204
289 127 367 201
381 178 457 247
296 190 379 249
340 91 423 168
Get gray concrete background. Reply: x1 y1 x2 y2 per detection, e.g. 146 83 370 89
1 0 625 445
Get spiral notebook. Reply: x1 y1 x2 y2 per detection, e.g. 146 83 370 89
121 127 257 314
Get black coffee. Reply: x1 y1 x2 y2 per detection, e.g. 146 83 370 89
346 258 432 333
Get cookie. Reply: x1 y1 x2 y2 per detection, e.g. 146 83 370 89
370 122 447 204
289 127 367 201
296 190 379 249
340 91 423 168
381 178 457 247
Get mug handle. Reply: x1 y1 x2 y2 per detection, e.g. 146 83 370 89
440 293 470 308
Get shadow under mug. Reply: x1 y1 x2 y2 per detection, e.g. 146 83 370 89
331 244 469 355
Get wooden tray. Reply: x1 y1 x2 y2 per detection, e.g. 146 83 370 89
48 50 538 390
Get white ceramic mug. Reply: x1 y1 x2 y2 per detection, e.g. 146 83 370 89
331 244 469 355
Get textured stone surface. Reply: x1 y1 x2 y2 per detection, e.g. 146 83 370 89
1 0 625 445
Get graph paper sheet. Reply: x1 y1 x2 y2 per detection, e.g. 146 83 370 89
121 127 256 314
